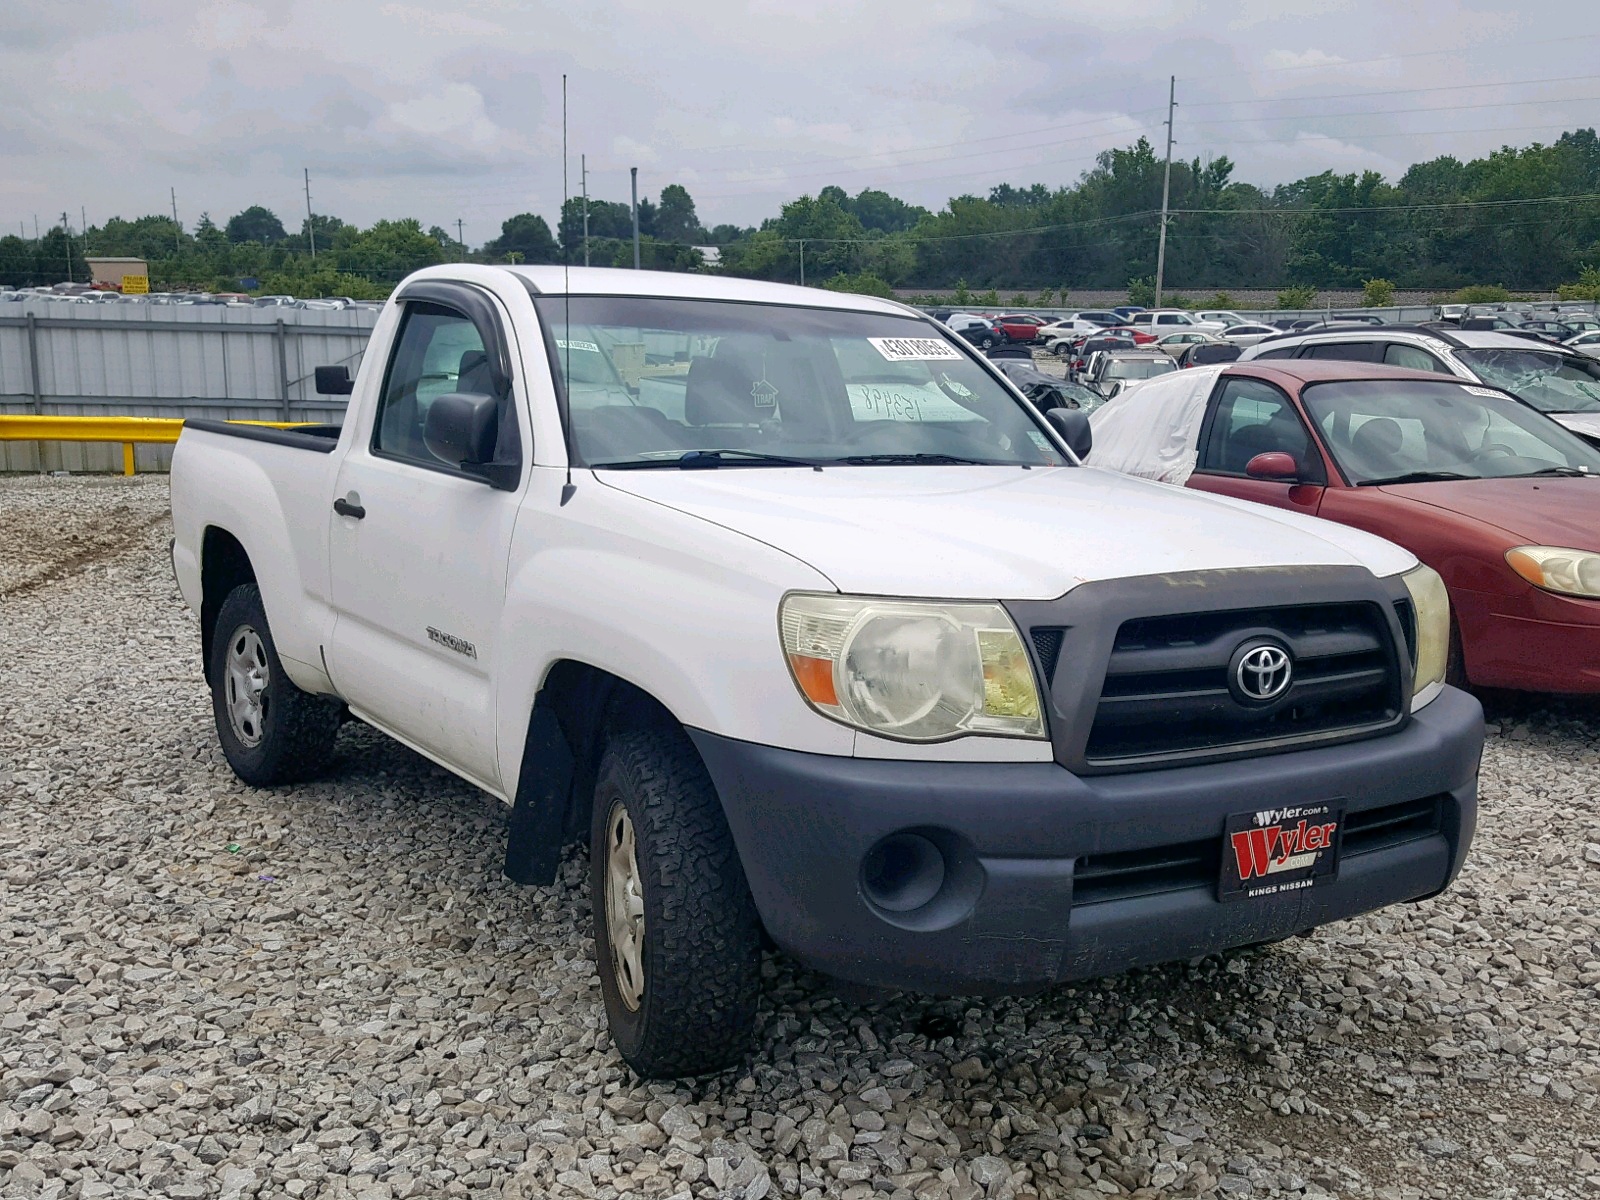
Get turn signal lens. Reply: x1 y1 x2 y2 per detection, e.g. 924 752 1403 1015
1506 545 1600 600
780 593 1046 742
1400 563 1451 706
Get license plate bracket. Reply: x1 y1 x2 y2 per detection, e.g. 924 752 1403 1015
1218 801 1344 903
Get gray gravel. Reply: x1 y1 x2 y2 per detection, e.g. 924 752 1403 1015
2 473 1599 1200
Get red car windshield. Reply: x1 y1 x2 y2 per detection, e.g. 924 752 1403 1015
1300 379 1600 485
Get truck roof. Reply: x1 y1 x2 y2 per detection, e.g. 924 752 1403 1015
498 265 917 316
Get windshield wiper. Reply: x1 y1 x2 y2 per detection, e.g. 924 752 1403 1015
1356 470 1477 487
592 448 824 470
1514 466 1594 478
839 452 995 465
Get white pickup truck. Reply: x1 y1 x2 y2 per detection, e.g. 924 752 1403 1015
170 266 1484 1078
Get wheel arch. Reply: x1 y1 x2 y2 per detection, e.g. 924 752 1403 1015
502 658 688 886
199 526 256 684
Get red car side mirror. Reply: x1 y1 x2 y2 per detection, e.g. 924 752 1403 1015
1245 451 1300 481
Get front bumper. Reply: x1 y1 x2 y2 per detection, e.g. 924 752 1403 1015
690 686 1483 993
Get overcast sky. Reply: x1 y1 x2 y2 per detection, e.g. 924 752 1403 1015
3 0 1598 244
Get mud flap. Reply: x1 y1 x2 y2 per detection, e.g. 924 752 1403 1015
503 702 574 886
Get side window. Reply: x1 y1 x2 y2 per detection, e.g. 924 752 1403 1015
374 302 513 469
1252 347 1298 360
1157 313 1184 326
1199 377 1324 481
1303 341 1380 362
1383 343 1447 373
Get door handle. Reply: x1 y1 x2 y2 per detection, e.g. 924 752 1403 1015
333 495 366 520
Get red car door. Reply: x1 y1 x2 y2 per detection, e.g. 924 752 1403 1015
1186 375 1328 519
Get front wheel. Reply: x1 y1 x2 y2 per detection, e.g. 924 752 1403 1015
209 583 341 786
979 335 995 350
590 726 762 1078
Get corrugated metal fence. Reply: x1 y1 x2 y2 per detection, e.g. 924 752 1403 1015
0 301 377 472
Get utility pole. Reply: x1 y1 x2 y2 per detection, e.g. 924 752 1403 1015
456 218 465 261
581 154 590 267
630 167 641 269
80 206 88 256
170 187 182 251
304 168 316 260
1153 75 1176 308
60 213 73 282
798 240 806 287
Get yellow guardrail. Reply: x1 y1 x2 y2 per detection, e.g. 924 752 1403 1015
0 415 311 476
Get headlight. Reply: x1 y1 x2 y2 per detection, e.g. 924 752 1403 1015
779 593 1046 741
1401 563 1451 700
1505 545 1600 600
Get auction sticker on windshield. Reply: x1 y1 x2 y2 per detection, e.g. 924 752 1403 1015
869 337 963 361
1219 801 1343 902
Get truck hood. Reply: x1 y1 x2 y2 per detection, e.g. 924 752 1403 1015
1380 476 1600 550
595 465 1415 599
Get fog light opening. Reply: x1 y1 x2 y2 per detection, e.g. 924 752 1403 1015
861 832 946 914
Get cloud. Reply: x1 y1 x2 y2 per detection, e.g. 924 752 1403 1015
0 0 1593 237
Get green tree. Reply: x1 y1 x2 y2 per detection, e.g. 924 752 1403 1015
482 213 559 264
0 234 35 286
226 205 287 245
1362 278 1396 307
655 184 705 246
821 271 895 299
332 218 444 280
1276 285 1318 309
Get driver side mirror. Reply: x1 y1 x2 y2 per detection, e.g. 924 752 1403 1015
314 365 353 395
425 392 499 474
1045 408 1093 461
1245 451 1301 482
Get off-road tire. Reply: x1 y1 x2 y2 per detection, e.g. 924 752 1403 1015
590 726 762 1078
209 583 341 786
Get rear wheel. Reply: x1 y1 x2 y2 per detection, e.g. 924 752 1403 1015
979 335 995 350
590 725 761 1078
209 583 341 786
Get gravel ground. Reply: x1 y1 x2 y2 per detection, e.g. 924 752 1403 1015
2 474 1599 1200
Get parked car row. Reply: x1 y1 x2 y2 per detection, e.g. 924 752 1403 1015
0 284 378 311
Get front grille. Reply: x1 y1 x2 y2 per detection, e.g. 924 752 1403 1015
1071 794 1446 907
1085 602 1402 767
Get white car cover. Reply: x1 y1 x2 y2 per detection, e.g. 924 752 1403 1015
1086 365 1226 485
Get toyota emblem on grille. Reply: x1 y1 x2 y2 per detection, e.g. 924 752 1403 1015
1231 640 1293 704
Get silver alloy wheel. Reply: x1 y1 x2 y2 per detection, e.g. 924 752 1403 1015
604 801 647 1012
225 624 270 748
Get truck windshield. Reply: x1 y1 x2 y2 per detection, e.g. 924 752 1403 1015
533 296 1067 468
1455 348 1600 413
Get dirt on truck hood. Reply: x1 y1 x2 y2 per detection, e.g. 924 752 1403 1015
596 464 1416 599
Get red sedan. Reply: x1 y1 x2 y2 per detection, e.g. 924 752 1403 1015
1089 360 1600 693
992 314 1046 342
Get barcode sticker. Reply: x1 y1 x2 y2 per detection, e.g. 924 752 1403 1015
1461 385 1502 398
556 339 601 353
868 337 963 361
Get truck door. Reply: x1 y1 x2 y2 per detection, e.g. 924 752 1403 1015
1187 375 1327 518
325 283 525 793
